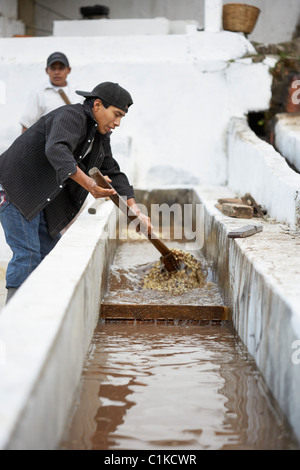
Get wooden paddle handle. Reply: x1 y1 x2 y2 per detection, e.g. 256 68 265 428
88 167 171 257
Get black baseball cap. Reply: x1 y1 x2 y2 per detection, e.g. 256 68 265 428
47 52 69 67
76 82 133 113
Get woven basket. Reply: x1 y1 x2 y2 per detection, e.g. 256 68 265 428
223 3 260 34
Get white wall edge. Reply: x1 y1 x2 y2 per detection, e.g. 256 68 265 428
227 116 300 229
0 197 116 450
197 185 300 442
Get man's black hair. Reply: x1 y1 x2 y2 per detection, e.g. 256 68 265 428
84 97 110 109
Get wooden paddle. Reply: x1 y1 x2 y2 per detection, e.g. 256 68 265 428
89 167 181 272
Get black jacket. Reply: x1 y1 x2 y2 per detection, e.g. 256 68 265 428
0 102 134 238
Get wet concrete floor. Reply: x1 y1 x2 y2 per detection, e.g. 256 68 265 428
59 241 299 450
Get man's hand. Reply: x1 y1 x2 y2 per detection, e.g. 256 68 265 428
69 166 116 198
137 212 153 236
88 175 117 199
70 167 152 233
127 199 153 235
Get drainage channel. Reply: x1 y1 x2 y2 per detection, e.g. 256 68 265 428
59 239 299 450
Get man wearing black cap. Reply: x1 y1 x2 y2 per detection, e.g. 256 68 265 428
20 51 83 133
0 82 151 303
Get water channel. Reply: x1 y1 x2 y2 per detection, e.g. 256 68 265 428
59 240 299 450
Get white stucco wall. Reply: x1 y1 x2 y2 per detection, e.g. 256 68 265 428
199 185 300 444
228 117 300 228
53 17 199 36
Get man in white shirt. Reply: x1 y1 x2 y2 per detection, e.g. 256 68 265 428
20 51 83 132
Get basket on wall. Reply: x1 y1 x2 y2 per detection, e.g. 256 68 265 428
223 3 261 34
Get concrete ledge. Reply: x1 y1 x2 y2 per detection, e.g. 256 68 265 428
53 17 199 36
0 197 116 450
227 117 300 228
54 17 168 37
197 185 300 442
274 112 300 173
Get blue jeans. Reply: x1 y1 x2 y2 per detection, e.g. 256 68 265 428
0 200 60 289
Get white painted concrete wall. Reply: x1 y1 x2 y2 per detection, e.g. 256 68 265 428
53 17 199 36
199 185 300 444
204 0 223 32
0 197 117 449
228 117 300 229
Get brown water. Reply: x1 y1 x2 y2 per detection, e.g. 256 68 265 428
59 240 299 450
102 240 224 306
60 323 298 450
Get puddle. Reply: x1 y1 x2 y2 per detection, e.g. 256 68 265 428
60 323 299 450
